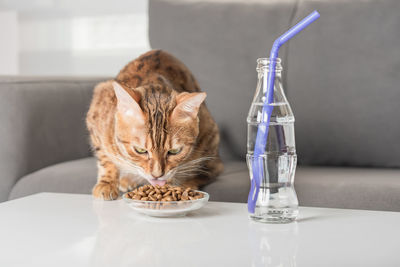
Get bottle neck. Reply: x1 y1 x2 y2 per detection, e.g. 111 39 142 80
256 58 282 78
254 57 288 105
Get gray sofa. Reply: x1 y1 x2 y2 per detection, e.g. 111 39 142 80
2 0 400 212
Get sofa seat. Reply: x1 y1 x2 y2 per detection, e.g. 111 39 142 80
9 158 400 211
204 164 400 212
9 157 250 203
9 158 98 200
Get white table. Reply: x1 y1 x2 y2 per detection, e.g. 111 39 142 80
0 193 399 267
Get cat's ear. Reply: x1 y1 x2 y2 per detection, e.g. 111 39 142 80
171 92 207 122
112 81 144 123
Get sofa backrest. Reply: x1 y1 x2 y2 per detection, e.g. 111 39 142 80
149 0 296 161
149 0 400 168
287 0 400 168
0 76 104 201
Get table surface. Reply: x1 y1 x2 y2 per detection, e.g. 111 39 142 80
0 193 399 267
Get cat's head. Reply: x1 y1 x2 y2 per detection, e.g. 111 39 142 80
112 81 206 186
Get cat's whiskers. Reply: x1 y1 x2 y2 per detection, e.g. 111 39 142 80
170 156 214 184
107 130 215 185
107 153 143 175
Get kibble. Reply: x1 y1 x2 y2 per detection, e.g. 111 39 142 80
126 184 204 202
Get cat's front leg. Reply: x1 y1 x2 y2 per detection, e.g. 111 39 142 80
92 153 120 200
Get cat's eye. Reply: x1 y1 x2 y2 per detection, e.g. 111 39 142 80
168 148 182 155
134 146 148 154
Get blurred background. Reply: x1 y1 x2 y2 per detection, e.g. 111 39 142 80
0 0 150 76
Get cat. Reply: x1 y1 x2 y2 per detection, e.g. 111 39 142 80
86 50 223 200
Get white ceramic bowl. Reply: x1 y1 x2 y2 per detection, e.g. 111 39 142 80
122 190 209 217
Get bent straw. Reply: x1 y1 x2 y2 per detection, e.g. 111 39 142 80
248 11 320 213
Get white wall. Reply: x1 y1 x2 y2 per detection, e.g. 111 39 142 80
0 0 150 76
0 11 18 74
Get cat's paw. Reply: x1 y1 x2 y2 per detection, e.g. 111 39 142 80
92 182 119 200
119 176 138 193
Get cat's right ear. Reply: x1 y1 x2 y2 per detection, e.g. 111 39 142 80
112 82 144 123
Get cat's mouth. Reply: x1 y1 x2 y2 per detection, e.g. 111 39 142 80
147 170 175 187
149 178 167 186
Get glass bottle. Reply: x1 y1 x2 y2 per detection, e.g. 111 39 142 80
247 58 299 223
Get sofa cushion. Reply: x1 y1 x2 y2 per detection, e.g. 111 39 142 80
295 166 400 212
203 161 250 203
287 0 400 168
206 163 400 212
149 0 400 169
149 0 297 161
9 157 97 200
9 157 400 211
8 157 250 202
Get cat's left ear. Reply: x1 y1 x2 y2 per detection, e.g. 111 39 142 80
171 92 206 122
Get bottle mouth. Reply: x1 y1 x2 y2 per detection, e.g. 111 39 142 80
257 58 282 72
257 58 281 64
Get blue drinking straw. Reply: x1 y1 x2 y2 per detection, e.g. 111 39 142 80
248 11 320 213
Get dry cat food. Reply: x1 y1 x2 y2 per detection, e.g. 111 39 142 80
126 184 204 202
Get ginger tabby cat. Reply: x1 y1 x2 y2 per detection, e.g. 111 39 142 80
86 50 223 200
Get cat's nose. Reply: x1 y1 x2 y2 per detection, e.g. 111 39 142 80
151 167 164 178
151 162 164 178
151 172 164 179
